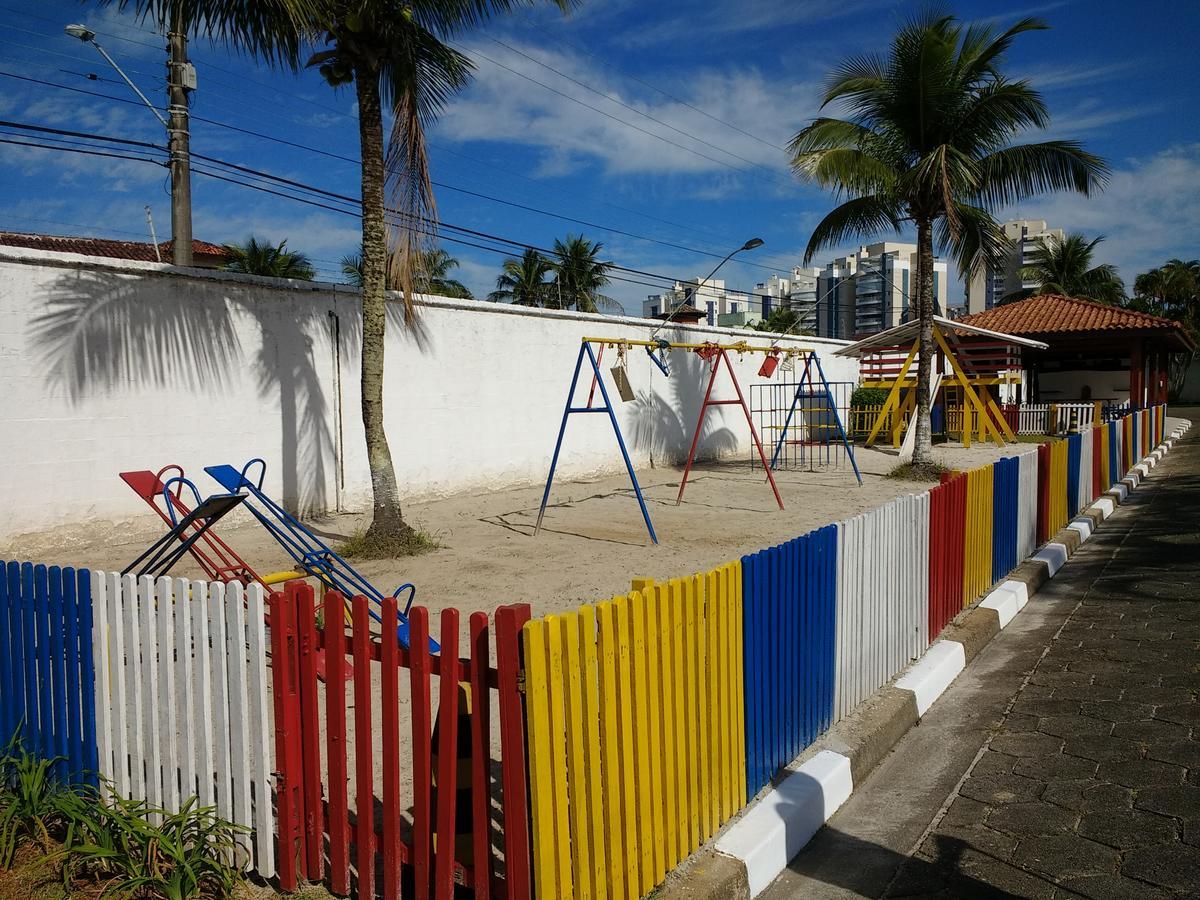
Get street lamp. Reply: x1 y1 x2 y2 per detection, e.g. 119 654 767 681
65 21 193 266
651 237 765 339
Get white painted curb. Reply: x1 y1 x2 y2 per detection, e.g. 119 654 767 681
894 640 967 716
716 750 854 897
1108 483 1129 502
1033 543 1069 576
998 579 1030 610
1068 519 1093 543
980 585 1022 628
1091 497 1115 519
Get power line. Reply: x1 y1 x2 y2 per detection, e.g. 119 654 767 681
0 70 808 280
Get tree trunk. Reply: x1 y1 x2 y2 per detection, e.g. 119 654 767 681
356 70 413 541
912 215 936 467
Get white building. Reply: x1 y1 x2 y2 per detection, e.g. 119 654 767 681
752 267 821 331
787 243 949 339
966 219 1065 314
643 277 758 327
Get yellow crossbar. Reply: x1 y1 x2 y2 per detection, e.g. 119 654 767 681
582 337 810 355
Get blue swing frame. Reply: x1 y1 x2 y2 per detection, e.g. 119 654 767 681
768 350 863 486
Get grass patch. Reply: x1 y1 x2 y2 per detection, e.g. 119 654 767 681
338 526 440 559
886 460 951 482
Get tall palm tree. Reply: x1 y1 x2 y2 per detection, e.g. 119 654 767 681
306 2 570 541
489 248 552 306
789 10 1106 465
103 0 571 543
551 234 617 313
340 246 473 298
223 236 316 279
1010 233 1125 303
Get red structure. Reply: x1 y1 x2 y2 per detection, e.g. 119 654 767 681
270 581 532 899
677 343 783 509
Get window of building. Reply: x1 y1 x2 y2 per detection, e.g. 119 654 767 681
650 305 658 317
706 301 715 325
730 302 738 314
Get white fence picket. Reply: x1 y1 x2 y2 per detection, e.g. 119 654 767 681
88 573 273 876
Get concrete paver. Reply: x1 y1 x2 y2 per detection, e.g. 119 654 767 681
765 413 1199 898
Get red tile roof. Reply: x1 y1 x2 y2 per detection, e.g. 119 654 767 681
0 231 230 264
962 293 1185 334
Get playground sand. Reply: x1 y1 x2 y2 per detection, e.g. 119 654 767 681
5 442 1021 833
8 441 1021 629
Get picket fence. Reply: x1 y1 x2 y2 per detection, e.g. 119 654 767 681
91 574 275 875
1 406 1170 900
523 563 745 900
0 562 96 785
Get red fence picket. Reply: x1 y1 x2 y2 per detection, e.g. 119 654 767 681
928 472 966 637
270 582 533 899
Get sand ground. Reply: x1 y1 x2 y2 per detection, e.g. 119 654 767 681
7 441 1023 623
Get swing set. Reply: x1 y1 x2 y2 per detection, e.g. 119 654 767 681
536 336 860 543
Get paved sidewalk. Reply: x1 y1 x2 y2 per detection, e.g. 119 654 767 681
768 416 1200 899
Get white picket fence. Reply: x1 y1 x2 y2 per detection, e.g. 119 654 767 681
833 492 930 721
91 573 275 876
1017 450 1039 562
1015 402 1097 435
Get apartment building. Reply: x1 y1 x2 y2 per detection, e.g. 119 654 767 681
752 267 821 329
966 218 1065 314
643 277 758 327
768 243 948 339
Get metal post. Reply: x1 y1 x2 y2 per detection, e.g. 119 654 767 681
167 10 192 266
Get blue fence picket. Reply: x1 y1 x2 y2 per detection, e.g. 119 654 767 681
1109 426 1119 485
0 561 95 785
1066 435 1081 519
741 526 839 796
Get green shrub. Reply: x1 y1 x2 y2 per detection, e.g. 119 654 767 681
65 795 247 899
850 386 889 408
0 742 89 869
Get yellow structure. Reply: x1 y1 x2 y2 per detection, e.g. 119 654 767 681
834 317 1049 450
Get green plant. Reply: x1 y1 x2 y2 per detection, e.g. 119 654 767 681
851 387 889 408
887 460 951 481
67 795 246 899
0 742 88 869
789 10 1106 467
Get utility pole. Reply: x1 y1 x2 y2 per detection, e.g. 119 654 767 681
166 4 192 266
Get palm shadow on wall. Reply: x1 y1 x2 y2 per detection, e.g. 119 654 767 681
30 267 345 517
625 334 739 467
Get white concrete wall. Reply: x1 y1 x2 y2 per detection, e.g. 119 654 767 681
0 247 857 541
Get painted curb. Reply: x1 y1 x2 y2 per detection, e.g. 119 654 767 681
675 419 1189 899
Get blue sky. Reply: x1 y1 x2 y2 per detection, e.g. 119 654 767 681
1 0 1197 313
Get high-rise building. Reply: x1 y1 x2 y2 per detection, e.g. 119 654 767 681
752 267 821 330
800 243 947 339
966 219 1065 314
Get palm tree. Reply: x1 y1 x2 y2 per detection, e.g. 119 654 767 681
340 246 473 298
1009 233 1125 303
489 248 552 306
788 11 1106 466
551 235 617 313
306 2 571 542
753 306 807 334
223 236 316 279
101 0 572 543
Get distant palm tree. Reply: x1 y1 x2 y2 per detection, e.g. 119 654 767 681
340 247 472 298
551 235 617 313
1010 233 1125 303
753 307 807 334
789 11 1106 466
223 236 316 279
489 249 552 306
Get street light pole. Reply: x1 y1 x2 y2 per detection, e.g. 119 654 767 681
66 21 193 266
651 237 764 338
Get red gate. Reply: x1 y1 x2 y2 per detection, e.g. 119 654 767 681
271 581 532 899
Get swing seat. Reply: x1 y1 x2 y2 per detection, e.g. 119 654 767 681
758 354 780 378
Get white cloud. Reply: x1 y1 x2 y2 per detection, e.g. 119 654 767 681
1002 144 1200 287
436 40 817 185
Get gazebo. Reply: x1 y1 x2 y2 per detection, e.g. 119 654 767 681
959 294 1195 407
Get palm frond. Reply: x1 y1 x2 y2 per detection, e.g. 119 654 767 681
802 196 904 265
973 141 1108 208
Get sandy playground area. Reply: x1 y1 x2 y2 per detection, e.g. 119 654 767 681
9 441 1026 621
